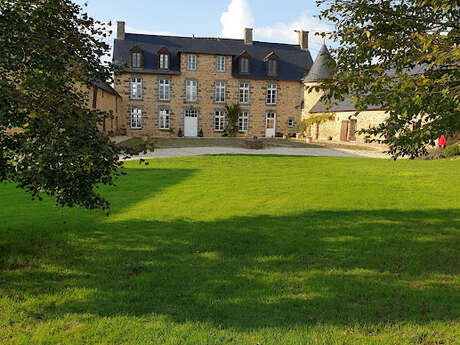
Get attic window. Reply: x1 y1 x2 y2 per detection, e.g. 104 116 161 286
265 52 278 76
130 46 142 68
158 48 170 69
238 51 251 74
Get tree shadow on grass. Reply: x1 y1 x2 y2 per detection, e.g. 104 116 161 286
2 208 459 330
0 167 198 268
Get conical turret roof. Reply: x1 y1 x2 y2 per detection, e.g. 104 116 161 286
304 43 335 82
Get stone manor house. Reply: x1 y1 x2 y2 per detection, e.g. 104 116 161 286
110 21 393 143
113 21 313 138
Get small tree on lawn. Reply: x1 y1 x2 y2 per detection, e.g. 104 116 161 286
224 104 241 137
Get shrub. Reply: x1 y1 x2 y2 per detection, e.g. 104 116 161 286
223 104 241 137
177 128 183 137
198 128 203 137
443 143 460 157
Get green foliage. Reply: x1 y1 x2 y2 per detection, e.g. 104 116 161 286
198 128 204 137
314 0 460 159
0 0 150 210
177 128 183 137
443 143 460 157
0 156 459 343
300 113 335 135
224 103 242 137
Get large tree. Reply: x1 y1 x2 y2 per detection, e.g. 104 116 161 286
0 1 147 210
314 0 459 158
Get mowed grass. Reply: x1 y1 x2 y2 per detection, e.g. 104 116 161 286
0 155 459 345
117 136 323 150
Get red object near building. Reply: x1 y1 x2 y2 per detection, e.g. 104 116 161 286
438 135 447 147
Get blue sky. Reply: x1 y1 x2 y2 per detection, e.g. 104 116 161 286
75 0 333 58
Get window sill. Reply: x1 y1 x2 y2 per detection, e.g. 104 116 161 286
158 99 171 102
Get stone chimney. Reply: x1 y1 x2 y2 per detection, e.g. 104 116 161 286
117 21 125 40
296 30 309 50
244 28 253 45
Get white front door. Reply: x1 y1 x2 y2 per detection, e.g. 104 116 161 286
184 109 198 137
265 111 276 138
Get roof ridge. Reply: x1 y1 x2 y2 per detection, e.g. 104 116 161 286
124 32 302 47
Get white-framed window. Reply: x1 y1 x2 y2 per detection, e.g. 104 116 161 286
214 111 225 131
159 79 170 101
268 59 277 75
186 80 198 102
266 83 277 105
130 107 142 129
130 77 142 99
288 118 295 127
238 111 249 132
240 57 249 73
131 52 141 68
187 54 197 71
159 108 170 130
239 82 250 104
215 81 226 103
216 56 226 72
266 111 276 129
160 53 169 69
185 108 198 118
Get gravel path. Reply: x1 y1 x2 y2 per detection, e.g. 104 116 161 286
122 146 390 160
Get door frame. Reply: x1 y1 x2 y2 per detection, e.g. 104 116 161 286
265 111 276 138
184 109 199 137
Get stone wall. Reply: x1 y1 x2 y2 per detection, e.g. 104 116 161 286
310 110 389 143
115 53 303 138
86 86 120 134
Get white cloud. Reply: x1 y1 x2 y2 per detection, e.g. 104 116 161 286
125 26 173 37
256 13 332 53
220 0 254 38
220 0 333 56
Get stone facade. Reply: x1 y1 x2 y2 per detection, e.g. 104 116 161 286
86 85 121 134
302 81 389 144
115 53 304 138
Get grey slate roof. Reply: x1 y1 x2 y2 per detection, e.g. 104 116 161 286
303 43 335 82
309 97 382 113
93 80 120 97
113 33 313 81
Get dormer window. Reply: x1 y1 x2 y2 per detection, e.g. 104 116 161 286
238 51 251 74
158 48 170 69
265 52 278 76
240 58 249 73
130 46 142 68
160 54 169 69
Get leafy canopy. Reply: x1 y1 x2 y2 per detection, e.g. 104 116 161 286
315 0 459 158
0 0 144 210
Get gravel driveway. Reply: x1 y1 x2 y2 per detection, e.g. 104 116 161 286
122 146 390 160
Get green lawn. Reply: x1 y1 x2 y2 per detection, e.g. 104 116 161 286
0 155 459 345
117 136 323 150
